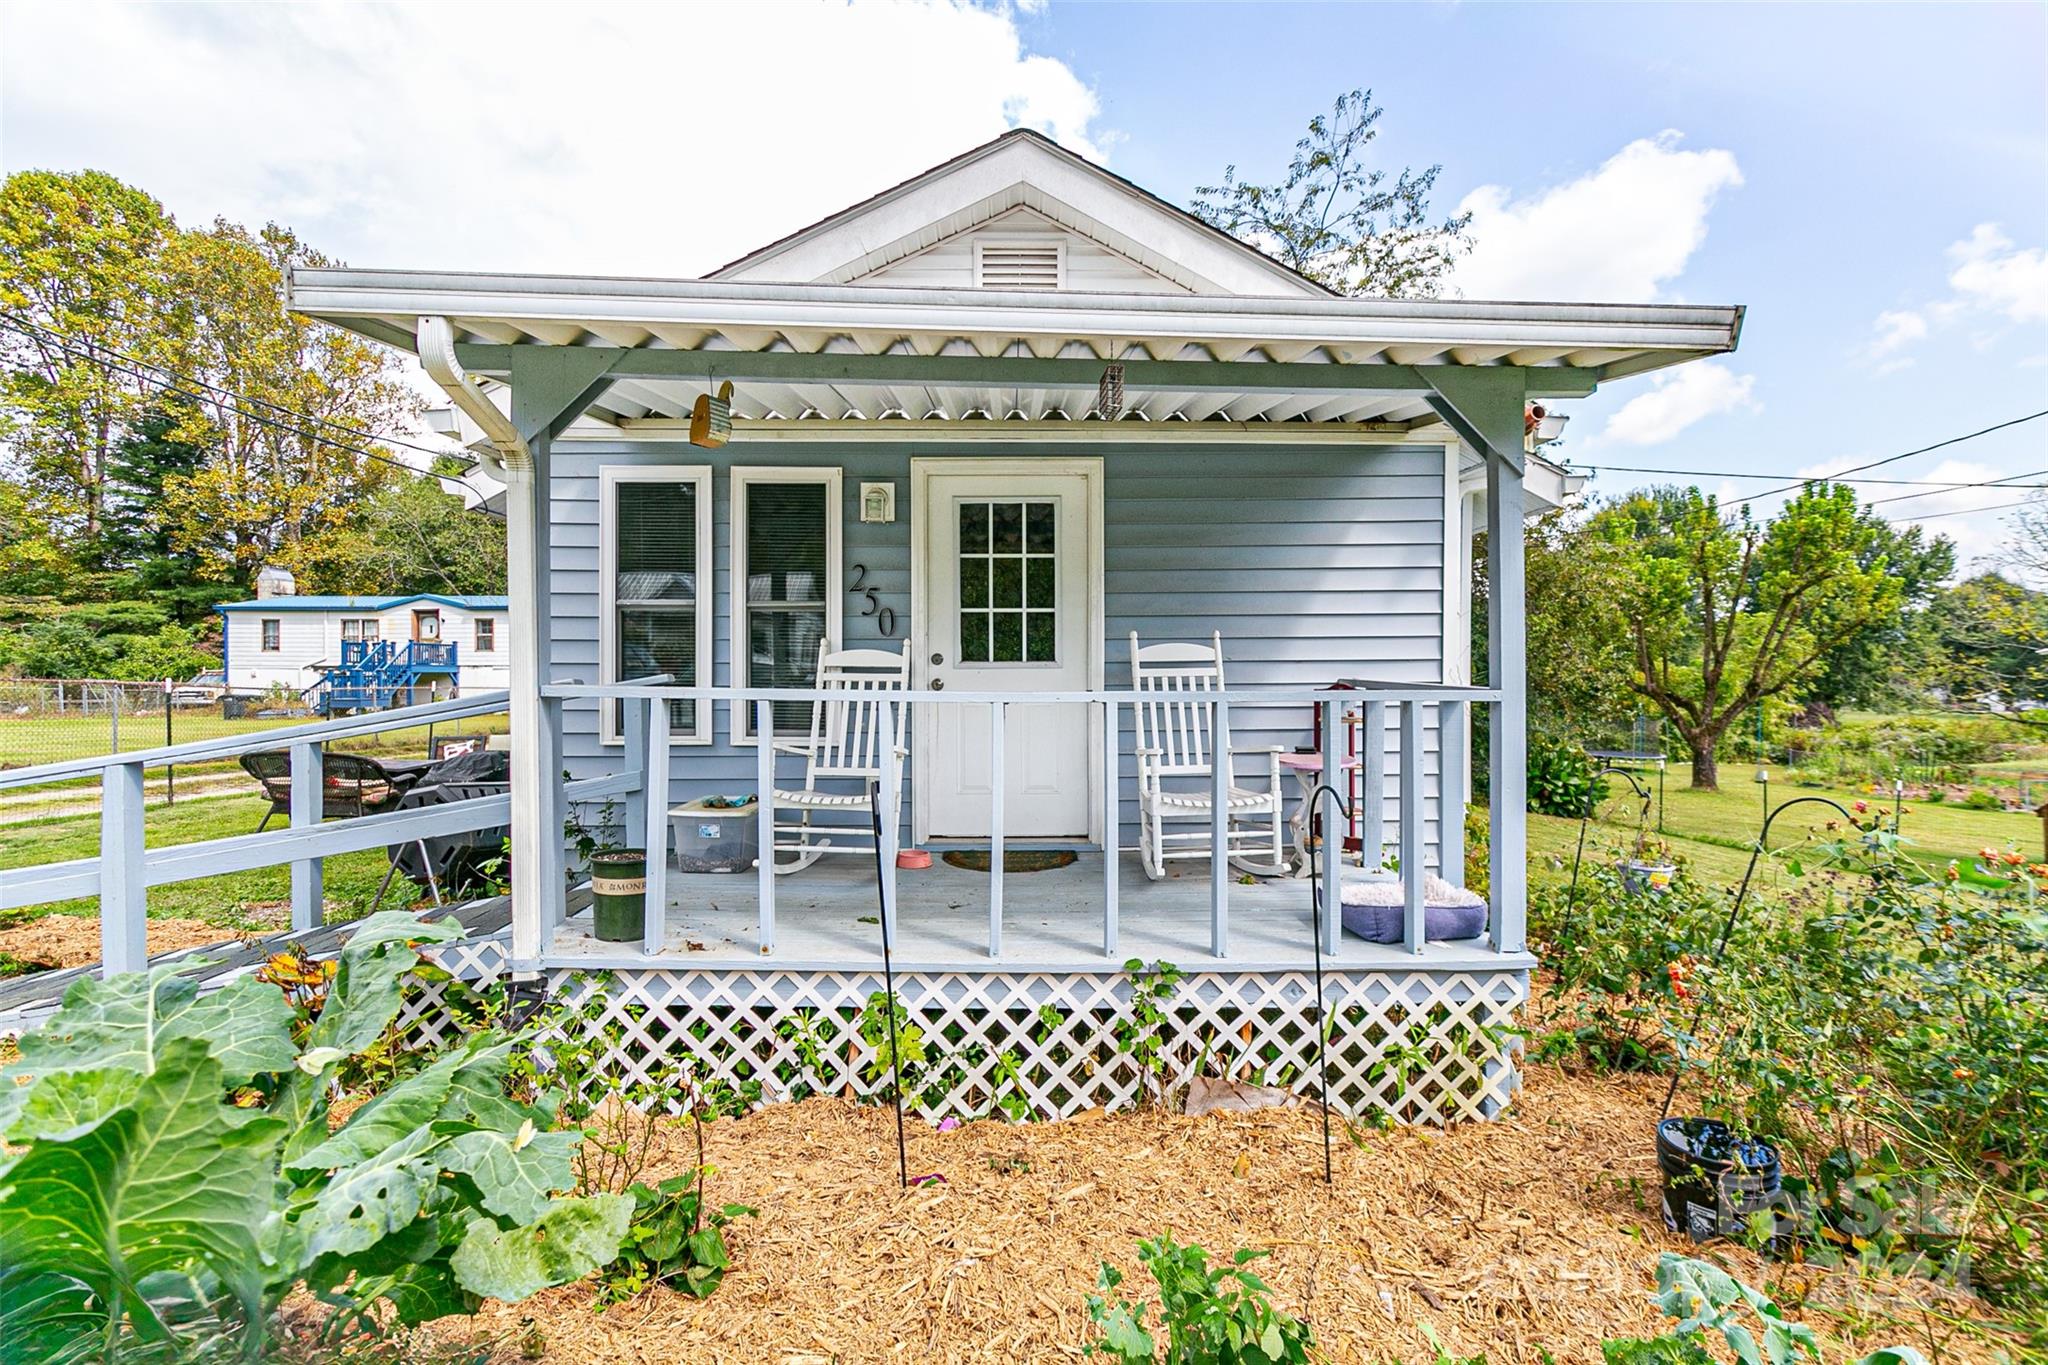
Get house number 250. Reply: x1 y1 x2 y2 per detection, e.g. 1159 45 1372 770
847 563 896 638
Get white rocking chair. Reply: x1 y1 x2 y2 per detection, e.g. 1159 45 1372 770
767 642 911 875
1130 631 1289 881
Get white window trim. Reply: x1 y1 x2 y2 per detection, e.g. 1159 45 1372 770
475 617 496 652
730 466 843 745
599 464 714 746
972 236 1066 290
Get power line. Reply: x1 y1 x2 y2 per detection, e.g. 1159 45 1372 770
0 313 473 468
1864 467 2048 510
1726 410 2048 507
0 314 492 499
1579 463 2046 490
1886 492 2043 523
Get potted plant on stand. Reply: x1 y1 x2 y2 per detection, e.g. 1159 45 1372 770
568 798 645 942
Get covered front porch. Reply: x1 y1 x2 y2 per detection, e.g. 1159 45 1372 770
551 846 1533 975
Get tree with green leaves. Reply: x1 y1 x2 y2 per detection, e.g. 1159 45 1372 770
1923 571 2048 710
354 460 507 596
160 219 416 588
1191 88 1470 298
0 169 190 546
1807 513 1955 709
100 404 238 620
1594 483 1904 789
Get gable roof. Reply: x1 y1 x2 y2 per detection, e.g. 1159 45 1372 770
219 594 508 614
707 128 1334 299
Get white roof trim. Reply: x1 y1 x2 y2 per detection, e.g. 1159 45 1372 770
290 267 1743 378
708 130 1326 298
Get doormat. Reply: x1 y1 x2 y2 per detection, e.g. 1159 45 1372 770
941 850 1079 874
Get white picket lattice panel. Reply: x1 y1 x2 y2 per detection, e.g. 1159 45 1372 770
403 932 1526 1124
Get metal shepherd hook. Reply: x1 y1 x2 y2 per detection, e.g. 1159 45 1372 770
1303 780 1355 1185
868 781 910 1189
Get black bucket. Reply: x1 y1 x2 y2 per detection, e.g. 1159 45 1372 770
1657 1117 1783 1244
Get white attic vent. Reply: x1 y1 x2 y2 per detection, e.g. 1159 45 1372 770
975 239 1064 290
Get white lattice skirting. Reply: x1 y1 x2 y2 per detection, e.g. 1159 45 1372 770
409 936 1528 1125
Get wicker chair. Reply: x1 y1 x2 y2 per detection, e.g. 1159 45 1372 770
240 750 421 830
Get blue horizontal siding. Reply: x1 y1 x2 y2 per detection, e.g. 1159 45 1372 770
546 441 1450 866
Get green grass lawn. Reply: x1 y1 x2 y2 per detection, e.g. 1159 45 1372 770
1531 762 2040 892
0 709 507 768
0 790 433 929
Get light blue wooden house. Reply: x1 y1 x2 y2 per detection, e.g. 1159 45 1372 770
281 130 1740 1120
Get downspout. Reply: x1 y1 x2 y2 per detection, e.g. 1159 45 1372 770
416 315 547 970
416 316 527 473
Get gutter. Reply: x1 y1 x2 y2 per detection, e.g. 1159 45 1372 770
416 315 528 475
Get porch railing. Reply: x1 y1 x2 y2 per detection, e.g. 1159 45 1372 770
0 691 632 980
536 682 1513 963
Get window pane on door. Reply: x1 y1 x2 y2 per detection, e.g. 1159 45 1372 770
959 498 1056 664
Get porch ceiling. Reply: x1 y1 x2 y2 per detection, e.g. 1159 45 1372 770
289 268 1743 426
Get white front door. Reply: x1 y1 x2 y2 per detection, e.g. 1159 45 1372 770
915 460 1100 841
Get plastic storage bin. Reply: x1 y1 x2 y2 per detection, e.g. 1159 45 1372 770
668 797 759 873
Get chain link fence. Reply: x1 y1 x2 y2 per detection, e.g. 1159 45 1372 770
0 678 507 825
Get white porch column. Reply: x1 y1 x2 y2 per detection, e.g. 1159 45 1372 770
1486 449 1528 953
504 437 560 970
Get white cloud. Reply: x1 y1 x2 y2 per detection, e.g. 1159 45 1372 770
1859 222 2047 366
1867 309 1928 357
1946 223 2048 325
1596 361 1758 446
1450 132 1742 302
0 1 1105 277
1879 459 2033 572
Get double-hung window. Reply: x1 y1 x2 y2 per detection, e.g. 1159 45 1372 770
731 468 841 741
259 618 281 652
474 618 495 652
340 617 380 645
600 466 712 744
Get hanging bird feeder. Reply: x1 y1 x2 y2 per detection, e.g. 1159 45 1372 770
1097 362 1124 421
690 381 734 448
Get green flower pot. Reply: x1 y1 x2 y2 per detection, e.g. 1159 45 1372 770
590 849 647 942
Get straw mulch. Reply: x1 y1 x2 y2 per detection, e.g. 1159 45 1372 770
435 1065 2014 1364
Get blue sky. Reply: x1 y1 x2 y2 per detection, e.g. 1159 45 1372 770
1027 2 2048 567
5 1 2044 569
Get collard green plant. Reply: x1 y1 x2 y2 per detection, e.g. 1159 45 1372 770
593 1170 755 1308
1084 1236 1314 1365
1601 1254 1928 1365
0 911 630 1360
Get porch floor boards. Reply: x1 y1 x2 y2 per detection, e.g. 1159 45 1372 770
549 852 1535 974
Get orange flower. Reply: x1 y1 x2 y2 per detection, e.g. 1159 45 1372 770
2001 851 2025 866
2027 864 2048 879
1952 1067 1974 1081
1946 863 1961 882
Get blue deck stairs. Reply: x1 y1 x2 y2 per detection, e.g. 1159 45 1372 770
314 640 460 714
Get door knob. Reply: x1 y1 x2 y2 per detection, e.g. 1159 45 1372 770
930 651 944 665
931 678 945 691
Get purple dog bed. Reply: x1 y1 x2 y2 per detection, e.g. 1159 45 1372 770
1339 899 1489 944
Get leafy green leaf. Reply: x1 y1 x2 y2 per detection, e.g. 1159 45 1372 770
449 1194 632 1302
0 1040 284 1342
0 970 294 1133
290 1125 444 1262
438 1124 582 1225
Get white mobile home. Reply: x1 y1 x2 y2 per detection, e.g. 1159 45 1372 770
218 593 510 702
286 130 1742 1121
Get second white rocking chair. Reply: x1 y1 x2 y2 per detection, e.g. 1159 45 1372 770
766 641 911 875
1130 631 1289 881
